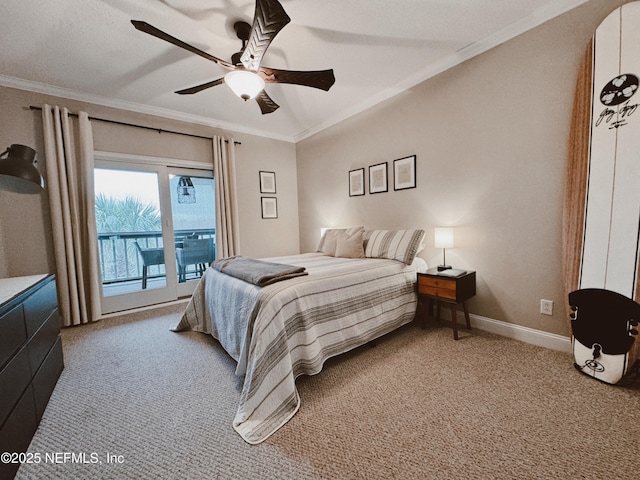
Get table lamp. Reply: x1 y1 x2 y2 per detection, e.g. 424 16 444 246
434 227 454 271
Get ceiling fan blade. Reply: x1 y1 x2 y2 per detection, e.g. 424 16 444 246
255 90 280 114
240 0 291 70
131 20 234 70
175 78 225 95
258 67 335 91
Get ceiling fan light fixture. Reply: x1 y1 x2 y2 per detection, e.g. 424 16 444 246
224 70 265 101
132 0 333 115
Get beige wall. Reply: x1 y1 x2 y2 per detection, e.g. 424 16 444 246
235 136 300 258
0 86 298 278
296 0 627 337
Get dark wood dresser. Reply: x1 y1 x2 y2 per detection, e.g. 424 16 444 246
0 274 63 479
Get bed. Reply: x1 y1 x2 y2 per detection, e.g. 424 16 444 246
172 228 427 444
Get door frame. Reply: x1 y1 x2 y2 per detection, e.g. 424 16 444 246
94 151 214 314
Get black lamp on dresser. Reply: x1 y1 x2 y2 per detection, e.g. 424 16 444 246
0 274 63 480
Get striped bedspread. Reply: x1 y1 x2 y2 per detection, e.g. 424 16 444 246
173 253 423 444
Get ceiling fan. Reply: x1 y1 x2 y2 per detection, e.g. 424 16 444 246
131 0 335 114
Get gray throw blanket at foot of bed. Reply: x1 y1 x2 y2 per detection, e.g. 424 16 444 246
212 255 308 286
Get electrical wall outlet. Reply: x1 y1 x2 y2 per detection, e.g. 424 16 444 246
540 299 554 316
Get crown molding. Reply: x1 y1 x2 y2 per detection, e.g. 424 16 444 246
294 0 590 142
0 74 296 143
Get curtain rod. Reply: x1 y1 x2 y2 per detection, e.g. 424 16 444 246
28 105 241 145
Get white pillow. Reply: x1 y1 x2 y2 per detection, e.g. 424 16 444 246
317 226 364 255
411 256 428 273
364 229 426 265
335 230 365 258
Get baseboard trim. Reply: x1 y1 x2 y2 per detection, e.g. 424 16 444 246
99 298 189 320
466 312 572 354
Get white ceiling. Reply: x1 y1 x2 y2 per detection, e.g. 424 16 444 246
0 0 588 143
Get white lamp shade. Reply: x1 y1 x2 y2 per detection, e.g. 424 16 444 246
224 70 265 100
434 227 454 249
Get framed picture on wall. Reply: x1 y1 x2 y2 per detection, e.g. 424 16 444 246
393 155 416 190
369 162 388 194
261 197 278 219
349 168 365 196
259 171 276 194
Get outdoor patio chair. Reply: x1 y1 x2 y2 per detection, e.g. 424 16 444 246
134 241 165 289
176 238 215 282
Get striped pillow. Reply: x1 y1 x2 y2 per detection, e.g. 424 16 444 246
363 229 425 265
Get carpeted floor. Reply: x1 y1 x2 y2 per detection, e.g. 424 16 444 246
14 304 640 479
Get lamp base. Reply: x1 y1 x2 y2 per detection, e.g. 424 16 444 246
437 265 452 271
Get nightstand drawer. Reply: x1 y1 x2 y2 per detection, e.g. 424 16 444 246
418 284 457 300
417 276 457 300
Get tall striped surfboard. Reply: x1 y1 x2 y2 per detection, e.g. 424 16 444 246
564 2 640 383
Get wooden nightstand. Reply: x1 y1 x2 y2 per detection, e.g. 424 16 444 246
417 268 476 340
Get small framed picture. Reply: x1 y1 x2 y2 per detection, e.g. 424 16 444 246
259 171 276 194
261 197 278 219
369 162 388 194
349 168 365 196
393 155 416 190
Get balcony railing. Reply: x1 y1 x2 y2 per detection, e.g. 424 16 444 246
97 228 215 285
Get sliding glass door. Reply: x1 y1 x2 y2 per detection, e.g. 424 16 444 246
169 168 216 297
94 158 214 314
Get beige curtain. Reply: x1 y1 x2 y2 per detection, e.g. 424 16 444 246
42 105 101 326
212 135 240 258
